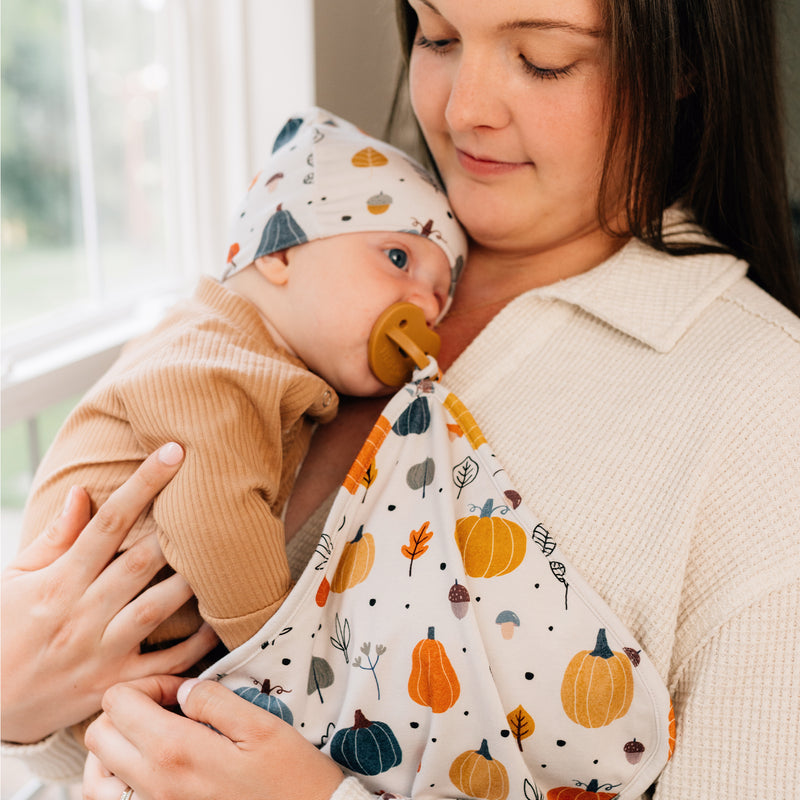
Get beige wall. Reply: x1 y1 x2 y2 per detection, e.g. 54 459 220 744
313 0 400 139
315 0 799 198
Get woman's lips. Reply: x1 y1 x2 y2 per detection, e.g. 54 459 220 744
456 148 531 176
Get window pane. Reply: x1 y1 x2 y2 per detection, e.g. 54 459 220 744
1 0 175 334
1 0 87 327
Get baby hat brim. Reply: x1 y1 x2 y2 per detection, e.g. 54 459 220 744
223 107 466 314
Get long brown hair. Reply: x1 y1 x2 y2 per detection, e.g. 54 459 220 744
389 0 800 313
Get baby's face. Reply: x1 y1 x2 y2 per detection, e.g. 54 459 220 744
278 231 451 396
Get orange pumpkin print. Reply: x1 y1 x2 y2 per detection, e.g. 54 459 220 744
331 526 375 593
454 498 527 578
408 626 460 713
449 739 509 800
547 779 619 800
560 629 634 728
667 699 677 759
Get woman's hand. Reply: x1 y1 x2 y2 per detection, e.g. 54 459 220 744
0 443 219 745
83 677 345 800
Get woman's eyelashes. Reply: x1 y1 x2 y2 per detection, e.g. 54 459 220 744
519 56 576 81
384 248 410 269
415 34 576 81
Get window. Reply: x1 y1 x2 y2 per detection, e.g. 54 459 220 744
1 0 315 515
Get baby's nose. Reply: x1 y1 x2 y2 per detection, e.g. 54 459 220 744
406 285 442 327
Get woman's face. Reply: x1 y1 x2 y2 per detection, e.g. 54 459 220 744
408 0 620 258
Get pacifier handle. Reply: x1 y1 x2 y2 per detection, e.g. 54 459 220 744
367 302 441 387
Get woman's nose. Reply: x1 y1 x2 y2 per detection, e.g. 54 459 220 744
445 50 511 132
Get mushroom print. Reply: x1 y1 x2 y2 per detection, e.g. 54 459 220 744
495 610 520 639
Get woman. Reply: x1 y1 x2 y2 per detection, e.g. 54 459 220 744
7 0 800 797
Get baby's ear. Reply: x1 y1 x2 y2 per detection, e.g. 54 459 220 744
253 251 290 286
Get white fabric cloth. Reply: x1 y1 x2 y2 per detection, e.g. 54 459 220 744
202 360 674 799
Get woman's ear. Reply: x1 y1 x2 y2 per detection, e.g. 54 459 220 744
253 251 290 286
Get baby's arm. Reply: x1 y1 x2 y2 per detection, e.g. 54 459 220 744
126 363 299 650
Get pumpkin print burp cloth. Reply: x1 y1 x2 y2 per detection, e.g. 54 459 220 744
201 361 675 799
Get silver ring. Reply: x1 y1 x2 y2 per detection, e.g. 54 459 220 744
120 788 134 800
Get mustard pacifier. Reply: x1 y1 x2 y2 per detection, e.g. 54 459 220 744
367 302 441 387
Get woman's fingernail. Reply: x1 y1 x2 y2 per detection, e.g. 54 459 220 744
177 678 201 709
158 442 184 466
62 486 79 515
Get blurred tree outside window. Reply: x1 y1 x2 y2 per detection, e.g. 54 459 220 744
1 0 186 513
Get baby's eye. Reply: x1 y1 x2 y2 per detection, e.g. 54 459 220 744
384 248 409 269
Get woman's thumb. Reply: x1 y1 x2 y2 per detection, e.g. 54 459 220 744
177 678 283 742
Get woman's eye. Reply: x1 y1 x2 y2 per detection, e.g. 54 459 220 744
384 248 409 269
414 34 455 54
520 56 576 81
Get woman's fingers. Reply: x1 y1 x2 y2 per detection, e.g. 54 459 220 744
83 753 128 800
135 623 219 678
68 443 185 582
177 679 276 743
82 533 171 620
11 486 91 572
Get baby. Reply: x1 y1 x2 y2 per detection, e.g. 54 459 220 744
20 107 466 669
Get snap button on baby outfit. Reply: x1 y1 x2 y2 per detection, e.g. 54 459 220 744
321 390 333 407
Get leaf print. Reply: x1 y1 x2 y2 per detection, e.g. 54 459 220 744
360 460 378 501
549 561 570 610
352 642 386 700
407 458 435 498
330 613 351 663
401 521 434 576
307 656 334 702
532 523 556 556
452 456 478 499
507 705 535 752
523 779 545 800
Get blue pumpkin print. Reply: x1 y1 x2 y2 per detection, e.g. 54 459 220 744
330 709 402 776
272 116 304 152
255 204 308 257
234 678 294 725
392 396 431 436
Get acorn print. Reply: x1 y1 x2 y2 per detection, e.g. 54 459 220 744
624 738 645 764
448 579 470 619
367 191 392 214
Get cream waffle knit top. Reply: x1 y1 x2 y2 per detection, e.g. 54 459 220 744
9 235 800 799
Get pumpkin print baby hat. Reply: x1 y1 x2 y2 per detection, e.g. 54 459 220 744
223 107 466 320
204 112 675 799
